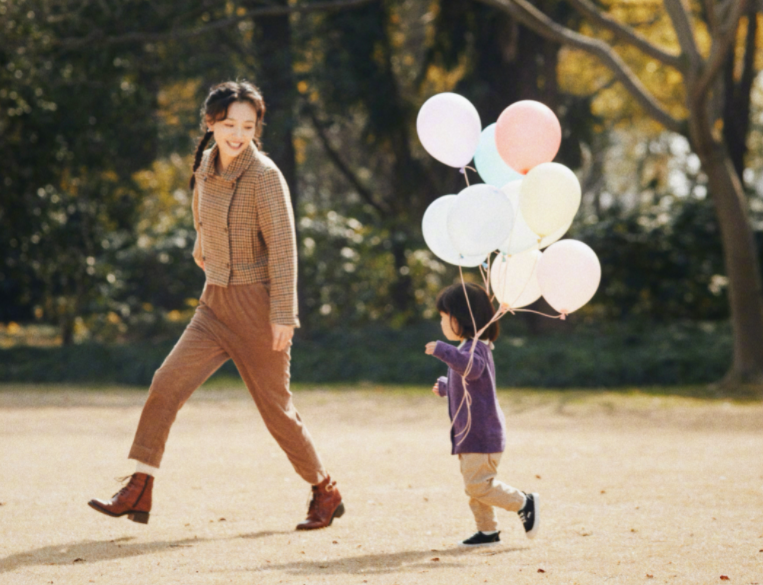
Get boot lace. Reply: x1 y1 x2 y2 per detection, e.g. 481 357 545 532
111 475 134 498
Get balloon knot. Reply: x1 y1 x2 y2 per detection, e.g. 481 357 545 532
559 312 567 321
481 262 489 269
459 167 466 174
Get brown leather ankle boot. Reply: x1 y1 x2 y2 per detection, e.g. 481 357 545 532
296 475 345 530
88 472 153 524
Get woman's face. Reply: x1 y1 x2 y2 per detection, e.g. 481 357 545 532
208 101 258 163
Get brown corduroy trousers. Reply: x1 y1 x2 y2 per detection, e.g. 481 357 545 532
128 283 326 485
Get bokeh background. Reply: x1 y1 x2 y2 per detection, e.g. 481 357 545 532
2 0 762 391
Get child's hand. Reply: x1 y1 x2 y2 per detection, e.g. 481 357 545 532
431 382 440 395
425 341 437 355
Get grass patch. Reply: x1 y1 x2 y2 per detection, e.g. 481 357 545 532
0 321 738 390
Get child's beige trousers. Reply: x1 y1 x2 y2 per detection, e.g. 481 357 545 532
459 453 526 532
128 282 326 485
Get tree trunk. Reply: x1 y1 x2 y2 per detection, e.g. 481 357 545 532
254 4 307 330
696 145 763 384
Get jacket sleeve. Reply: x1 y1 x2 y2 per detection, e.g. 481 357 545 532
258 166 300 327
432 341 487 381
436 376 448 397
192 181 203 266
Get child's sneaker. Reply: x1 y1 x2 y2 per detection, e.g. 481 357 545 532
518 492 539 539
458 531 501 547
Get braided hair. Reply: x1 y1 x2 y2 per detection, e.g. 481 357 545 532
189 80 266 189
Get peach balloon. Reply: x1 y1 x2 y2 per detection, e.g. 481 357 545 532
537 239 601 315
495 101 561 174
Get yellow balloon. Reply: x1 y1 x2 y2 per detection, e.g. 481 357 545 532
519 162 581 237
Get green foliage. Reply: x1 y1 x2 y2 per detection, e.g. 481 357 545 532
0 321 732 388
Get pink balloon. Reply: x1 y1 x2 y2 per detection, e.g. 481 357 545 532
537 239 601 315
495 101 561 174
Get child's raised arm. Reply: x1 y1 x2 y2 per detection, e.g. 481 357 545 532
430 340 487 381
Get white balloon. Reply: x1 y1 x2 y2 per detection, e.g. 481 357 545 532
422 195 486 267
537 239 601 315
499 180 571 255
447 184 515 257
416 93 482 168
519 162 581 237
490 250 543 309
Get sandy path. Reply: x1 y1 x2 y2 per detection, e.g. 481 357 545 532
1 385 762 585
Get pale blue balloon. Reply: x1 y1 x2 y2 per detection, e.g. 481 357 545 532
474 123 523 187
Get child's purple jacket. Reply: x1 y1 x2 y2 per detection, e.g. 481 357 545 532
433 339 507 455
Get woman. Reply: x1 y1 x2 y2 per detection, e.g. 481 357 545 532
88 81 344 530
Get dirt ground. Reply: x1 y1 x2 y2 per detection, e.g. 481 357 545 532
1 383 762 585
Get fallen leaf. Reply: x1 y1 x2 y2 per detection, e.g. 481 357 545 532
73 558 85 563
332 540 338 544
535 475 541 479
600 490 606 494
537 568 546 573
218 517 226 522
720 577 730 581
430 557 440 562
646 574 654 579
631 528 638 533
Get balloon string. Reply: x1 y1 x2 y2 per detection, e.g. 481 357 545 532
449 264 566 446
508 307 567 320
459 165 476 187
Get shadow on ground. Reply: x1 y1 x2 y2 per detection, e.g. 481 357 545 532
0 530 293 574
0 532 525 577
251 545 526 576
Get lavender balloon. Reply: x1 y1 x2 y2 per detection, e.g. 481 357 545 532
417 93 481 168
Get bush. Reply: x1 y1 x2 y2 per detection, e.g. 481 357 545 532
0 321 732 388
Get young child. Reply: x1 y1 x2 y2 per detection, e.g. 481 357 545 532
425 282 539 546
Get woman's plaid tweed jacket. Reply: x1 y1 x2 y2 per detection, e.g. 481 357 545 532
192 142 300 327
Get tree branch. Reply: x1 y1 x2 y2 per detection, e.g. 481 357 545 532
700 0 718 34
304 105 390 217
695 0 749 98
567 0 683 70
662 0 703 71
55 0 379 51
475 0 684 133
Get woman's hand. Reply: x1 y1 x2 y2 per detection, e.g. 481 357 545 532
424 341 437 355
271 323 295 352
194 256 205 270
431 382 440 395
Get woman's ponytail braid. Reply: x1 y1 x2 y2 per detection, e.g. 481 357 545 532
190 81 266 189
189 130 214 190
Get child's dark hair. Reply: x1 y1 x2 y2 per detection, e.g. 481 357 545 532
189 80 266 189
436 282 499 342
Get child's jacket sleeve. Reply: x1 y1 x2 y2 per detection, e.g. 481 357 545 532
436 376 448 397
432 341 487 381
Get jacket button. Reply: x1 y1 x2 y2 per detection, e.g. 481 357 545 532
226 262 230 267
203 177 207 182
223 227 228 233
199 221 203 227
202 256 206 260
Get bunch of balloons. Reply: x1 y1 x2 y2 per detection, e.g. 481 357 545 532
418 93 601 318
